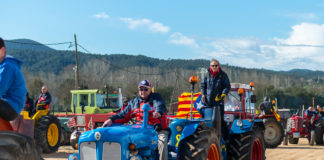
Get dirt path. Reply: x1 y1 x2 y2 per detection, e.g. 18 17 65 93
266 139 324 160
43 138 324 160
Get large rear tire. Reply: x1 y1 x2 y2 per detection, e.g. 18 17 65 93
228 128 265 160
315 120 323 145
35 115 62 153
0 131 41 160
263 118 284 148
178 123 222 160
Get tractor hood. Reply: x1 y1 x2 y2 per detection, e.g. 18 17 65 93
79 124 158 149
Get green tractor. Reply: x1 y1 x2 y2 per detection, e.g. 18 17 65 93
55 89 123 148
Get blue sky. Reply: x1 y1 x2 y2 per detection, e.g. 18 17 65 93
2 1 324 71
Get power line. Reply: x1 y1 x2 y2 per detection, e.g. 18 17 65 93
77 43 176 76
4 40 72 46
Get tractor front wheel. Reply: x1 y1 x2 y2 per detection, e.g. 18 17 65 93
35 115 62 153
228 128 265 160
178 123 222 160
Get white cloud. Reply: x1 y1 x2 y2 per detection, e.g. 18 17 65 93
93 12 109 19
168 32 199 48
281 13 318 20
120 18 169 33
187 23 324 71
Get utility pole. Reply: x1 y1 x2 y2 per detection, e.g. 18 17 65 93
74 34 79 89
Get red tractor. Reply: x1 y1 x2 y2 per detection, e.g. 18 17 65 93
285 108 323 145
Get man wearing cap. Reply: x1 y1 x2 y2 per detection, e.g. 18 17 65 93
102 79 168 160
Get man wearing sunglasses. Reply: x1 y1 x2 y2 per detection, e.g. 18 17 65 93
102 79 168 160
201 59 231 140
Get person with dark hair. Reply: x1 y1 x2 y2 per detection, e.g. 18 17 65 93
24 92 34 117
0 37 27 121
201 59 231 140
259 96 274 115
102 80 168 160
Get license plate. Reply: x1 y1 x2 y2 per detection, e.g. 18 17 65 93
293 132 300 138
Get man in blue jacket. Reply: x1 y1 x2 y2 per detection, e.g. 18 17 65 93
0 37 27 121
201 59 231 140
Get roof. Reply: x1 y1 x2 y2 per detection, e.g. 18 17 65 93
70 89 99 94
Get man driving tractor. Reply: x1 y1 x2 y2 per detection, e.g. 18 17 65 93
102 79 169 160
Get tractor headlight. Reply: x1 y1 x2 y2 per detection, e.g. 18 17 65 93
130 155 141 160
95 132 101 141
68 154 79 160
236 120 243 127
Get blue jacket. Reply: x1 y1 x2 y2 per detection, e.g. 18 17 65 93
0 55 27 114
201 69 231 106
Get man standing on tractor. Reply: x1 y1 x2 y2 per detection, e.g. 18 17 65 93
0 37 27 121
102 79 168 160
259 96 273 115
35 86 52 110
201 59 231 140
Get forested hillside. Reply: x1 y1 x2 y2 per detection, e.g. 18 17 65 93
5 39 324 111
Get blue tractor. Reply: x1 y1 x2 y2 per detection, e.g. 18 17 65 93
69 78 265 160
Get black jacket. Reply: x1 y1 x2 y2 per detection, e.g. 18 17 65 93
36 92 52 105
201 69 231 106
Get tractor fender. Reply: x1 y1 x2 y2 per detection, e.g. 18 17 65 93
179 123 200 142
230 119 264 134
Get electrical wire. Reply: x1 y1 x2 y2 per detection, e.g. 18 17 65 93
77 43 176 76
4 40 72 46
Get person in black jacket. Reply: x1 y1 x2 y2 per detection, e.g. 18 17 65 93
24 92 34 117
201 59 231 140
35 86 52 110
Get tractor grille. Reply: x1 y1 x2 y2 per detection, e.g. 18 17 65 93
76 115 86 126
102 142 121 159
293 118 303 131
80 142 97 160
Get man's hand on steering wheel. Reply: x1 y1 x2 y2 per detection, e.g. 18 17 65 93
153 112 161 119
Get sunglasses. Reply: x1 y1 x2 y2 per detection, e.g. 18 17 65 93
211 65 218 67
139 88 148 92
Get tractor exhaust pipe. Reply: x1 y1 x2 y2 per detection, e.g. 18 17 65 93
212 106 221 138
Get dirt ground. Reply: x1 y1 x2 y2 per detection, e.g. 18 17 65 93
42 138 324 160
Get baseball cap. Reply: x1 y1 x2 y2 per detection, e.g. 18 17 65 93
138 80 151 88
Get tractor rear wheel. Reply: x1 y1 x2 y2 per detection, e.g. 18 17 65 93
178 123 222 160
35 115 61 153
315 120 323 145
0 131 41 160
228 128 265 160
288 136 299 144
263 118 284 148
